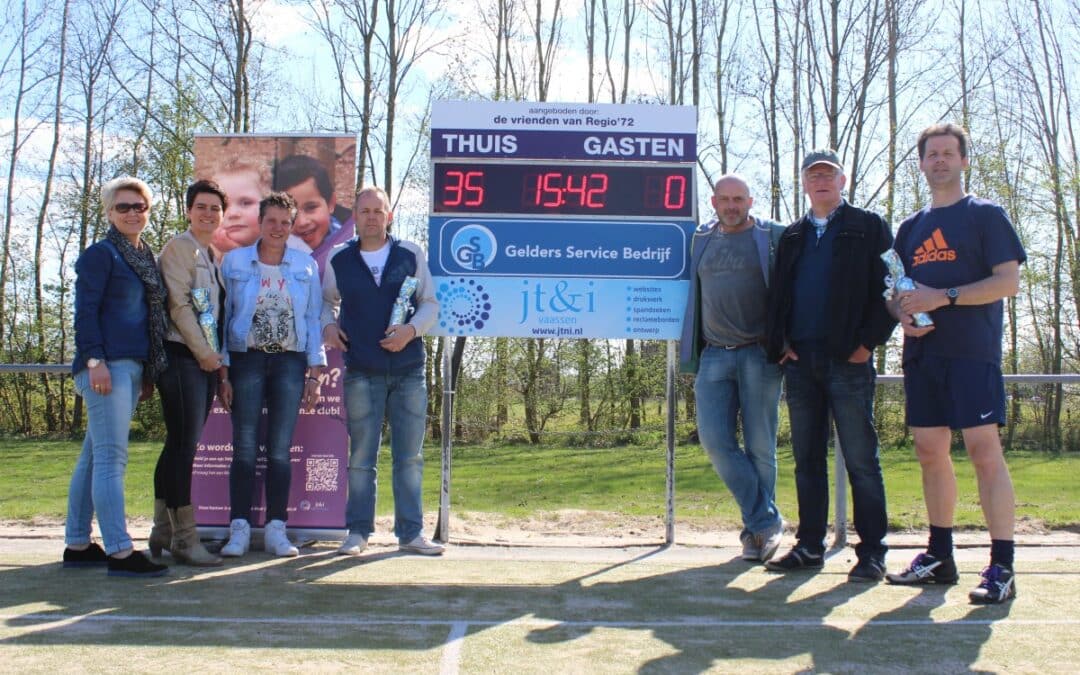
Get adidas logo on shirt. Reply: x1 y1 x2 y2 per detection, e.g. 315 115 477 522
912 228 956 266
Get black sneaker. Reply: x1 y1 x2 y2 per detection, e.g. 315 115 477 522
848 557 886 583
107 550 169 578
886 552 959 585
764 546 824 572
62 542 108 568
969 564 1016 604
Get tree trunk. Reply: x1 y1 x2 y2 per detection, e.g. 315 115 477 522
32 0 70 432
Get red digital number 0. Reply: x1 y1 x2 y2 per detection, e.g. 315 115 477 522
664 175 687 210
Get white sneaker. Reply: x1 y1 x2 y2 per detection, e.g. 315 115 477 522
264 519 299 557
337 533 367 556
220 519 250 557
399 535 445 556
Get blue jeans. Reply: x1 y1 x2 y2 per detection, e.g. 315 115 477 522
155 343 217 508
343 367 427 543
228 350 306 523
66 359 142 555
695 344 783 534
784 347 888 560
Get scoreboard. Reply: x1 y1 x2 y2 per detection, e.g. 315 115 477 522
432 162 694 218
427 101 697 339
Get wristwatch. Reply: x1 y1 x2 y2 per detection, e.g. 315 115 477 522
946 288 960 306
87 358 104 369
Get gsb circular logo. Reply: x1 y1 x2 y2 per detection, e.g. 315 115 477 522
450 224 497 271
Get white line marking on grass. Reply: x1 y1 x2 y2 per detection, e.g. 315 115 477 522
4 613 1080 629
440 621 468 675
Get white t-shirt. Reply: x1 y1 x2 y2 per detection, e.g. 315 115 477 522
248 262 298 352
360 242 391 286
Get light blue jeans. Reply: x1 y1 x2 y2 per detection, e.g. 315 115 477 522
66 359 142 555
343 366 427 543
694 344 783 534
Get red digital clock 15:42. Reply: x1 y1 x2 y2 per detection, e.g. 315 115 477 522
432 162 695 218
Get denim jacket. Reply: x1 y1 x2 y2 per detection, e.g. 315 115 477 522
72 240 150 374
220 242 327 367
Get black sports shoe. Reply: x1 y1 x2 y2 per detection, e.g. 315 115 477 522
848 557 886 583
886 552 959 585
106 550 169 578
62 542 108 568
764 546 824 572
969 564 1016 604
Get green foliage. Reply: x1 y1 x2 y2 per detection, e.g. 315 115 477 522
2 439 1078 529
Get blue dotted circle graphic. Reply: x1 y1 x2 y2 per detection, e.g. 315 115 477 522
436 278 491 335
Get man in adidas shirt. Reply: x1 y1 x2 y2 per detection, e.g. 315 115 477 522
885 123 1025 604
322 186 445 557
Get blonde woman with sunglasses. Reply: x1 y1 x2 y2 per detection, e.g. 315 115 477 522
63 176 170 578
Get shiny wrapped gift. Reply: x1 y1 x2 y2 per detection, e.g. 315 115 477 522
191 287 219 351
881 249 933 327
389 276 418 331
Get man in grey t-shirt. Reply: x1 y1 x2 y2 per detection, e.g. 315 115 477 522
679 175 786 562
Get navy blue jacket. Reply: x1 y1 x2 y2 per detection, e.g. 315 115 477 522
72 240 150 374
321 236 438 375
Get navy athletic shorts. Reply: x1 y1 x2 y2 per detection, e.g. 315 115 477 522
903 354 1006 429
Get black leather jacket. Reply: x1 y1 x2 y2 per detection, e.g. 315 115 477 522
765 202 897 362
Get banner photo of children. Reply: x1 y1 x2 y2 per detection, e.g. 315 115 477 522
191 134 356 531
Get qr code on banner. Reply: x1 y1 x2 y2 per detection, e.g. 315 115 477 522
305 457 339 492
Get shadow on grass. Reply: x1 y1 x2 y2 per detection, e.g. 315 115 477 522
0 546 1010 671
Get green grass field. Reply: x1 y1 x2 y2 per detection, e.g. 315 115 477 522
2 438 1078 672
1 439 1077 529
1 540 1078 673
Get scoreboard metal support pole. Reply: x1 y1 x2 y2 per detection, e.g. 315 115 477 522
436 336 453 543
665 340 676 545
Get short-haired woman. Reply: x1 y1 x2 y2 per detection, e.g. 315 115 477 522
148 179 230 566
218 192 326 557
64 176 170 577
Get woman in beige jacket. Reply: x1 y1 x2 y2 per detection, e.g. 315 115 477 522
149 179 229 566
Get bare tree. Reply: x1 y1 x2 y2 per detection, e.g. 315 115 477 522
531 0 562 101
29 0 70 430
377 0 447 192
1 1 51 349
752 0 782 218
1009 0 1070 450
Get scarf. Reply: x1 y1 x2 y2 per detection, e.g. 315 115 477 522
106 226 169 381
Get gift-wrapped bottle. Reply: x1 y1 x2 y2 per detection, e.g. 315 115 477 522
881 249 933 327
389 276 418 332
191 287 219 351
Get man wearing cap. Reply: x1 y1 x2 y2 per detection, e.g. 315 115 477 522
679 174 786 563
764 150 897 581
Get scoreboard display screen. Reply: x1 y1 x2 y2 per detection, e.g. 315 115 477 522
432 162 694 218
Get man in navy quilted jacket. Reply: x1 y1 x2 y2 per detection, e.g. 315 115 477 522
322 186 444 557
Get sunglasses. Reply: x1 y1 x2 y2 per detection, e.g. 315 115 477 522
114 202 149 213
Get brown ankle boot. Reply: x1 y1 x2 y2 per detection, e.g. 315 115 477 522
148 498 172 557
169 505 223 567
